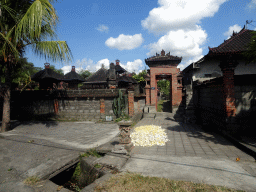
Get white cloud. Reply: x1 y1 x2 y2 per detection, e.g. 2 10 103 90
142 0 227 71
61 65 83 75
105 34 144 50
95 59 110 71
61 58 143 75
141 0 227 34
224 24 242 39
97 24 109 33
61 58 110 74
120 59 144 74
247 0 256 9
146 26 207 69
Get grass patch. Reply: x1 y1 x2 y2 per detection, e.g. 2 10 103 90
62 148 104 191
79 148 103 158
94 172 244 192
157 100 165 112
24 176 40 186
114 114 130 122
94 163 102 168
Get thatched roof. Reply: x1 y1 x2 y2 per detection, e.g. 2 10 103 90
64 66 85 82
84 67 108 83
31 67 64 82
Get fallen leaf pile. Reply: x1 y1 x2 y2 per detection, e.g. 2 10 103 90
130 125 169 147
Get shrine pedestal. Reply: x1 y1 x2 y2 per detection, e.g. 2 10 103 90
111 121 134 155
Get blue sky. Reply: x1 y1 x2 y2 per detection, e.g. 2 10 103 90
25 0 256 74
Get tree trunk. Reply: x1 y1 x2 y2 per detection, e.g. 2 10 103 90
1 63 11 132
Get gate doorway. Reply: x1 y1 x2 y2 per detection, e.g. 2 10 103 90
156 75 172 112
145 49 183 112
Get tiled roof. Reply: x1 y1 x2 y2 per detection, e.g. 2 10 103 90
64 71 85 82
208 27 255 55
85 67 108 83
145 55 182 62
115 65 126 74
31 68 64 81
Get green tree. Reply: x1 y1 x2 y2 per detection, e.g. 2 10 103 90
157 79 170 97
0 0 73 132
243 31 256 64
79 69 92 79
0 57 42 88
49 64 64 75
132 70 147 82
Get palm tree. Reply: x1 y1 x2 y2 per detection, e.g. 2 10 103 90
0 0 73 132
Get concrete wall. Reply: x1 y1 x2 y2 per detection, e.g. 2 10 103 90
194 75 256 135
0 89 145 121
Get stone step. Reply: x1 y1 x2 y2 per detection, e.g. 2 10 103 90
143 106 157 113
143 113 156 118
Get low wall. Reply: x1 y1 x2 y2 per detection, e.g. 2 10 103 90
0 89 145 121
194 75 256 136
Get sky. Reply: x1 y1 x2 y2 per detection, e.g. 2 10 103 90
25 0 256 75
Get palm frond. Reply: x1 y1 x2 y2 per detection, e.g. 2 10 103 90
16 0 58 41
32 41 73 63
0 28 19 61
0 4 17 23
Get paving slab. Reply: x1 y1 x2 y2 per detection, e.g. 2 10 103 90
121 154 256 192
95 153 130 170
0 121 119 192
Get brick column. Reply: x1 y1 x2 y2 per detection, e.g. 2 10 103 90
145 84 151 105
100 98 105 114
128 91 134 117
54 99 59 115
220 61 238 118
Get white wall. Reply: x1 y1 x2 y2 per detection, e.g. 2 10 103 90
192 59 256 83
235 61 256 75
192 59 222 82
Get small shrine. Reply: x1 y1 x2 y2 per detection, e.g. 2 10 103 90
63 66 85 89
81 60 137 90
31 63 64 89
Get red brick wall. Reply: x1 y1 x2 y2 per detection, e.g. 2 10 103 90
150 66 182 108
128 91 134 117
145 85 150 105
100 99 105 114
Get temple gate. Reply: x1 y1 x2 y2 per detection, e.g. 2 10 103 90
145 50 183 111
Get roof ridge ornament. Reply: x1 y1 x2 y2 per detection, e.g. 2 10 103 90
161 49 165 56
44 63 50 69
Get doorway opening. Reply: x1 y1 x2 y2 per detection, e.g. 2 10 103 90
156 75 172 112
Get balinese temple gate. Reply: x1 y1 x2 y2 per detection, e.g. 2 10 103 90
145 50 183 111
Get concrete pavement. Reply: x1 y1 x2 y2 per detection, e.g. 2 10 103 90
131 113 255 162
1 114 256 192
94 112 256 192
0 121 119 192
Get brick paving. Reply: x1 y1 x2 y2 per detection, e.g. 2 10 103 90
130 113 255 162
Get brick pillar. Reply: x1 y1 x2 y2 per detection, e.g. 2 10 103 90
128 91 134 117
220 61 237 117
54 99 59 115
145 84 151 105
100 98 105 114
150 74 157 105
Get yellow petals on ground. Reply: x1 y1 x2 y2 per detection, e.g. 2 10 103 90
131 125 169 147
